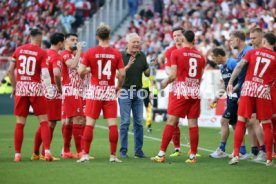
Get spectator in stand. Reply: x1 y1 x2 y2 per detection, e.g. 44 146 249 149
128 0 139 18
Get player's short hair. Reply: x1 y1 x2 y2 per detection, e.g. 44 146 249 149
50 33 65 45
96 23 111 40
30 28 42 37
263 32 276 45
250 27 262 34
172 27 184 34
65 33 78 39
183 30 195 43
212 47 226 57
230 30 246 41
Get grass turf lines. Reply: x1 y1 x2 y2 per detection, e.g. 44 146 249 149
0 115 275 184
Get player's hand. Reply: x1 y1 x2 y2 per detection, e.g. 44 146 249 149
10 88 16 98
209 100 217 109
77 42 82 51
227 84 233 95
161 79 168 89
115 86 121 97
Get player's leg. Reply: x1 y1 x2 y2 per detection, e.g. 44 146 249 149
170 121 181 157
32 125 42 160
77 99 101 163
256 98 274 166
39 120 60 161
62 118 73 158
210 98 236 158
14 96 29 162
261 119 273 166
151 114 179 162
104 100 121 162
77 116 96 163
185 99 200 163
229 96 253 165
186 118 199 163
14 116 27 162
250 114 266 161
228 115 248 165
209 117 229 158
72 115 85 155
37 114 52 161
272 114 276 158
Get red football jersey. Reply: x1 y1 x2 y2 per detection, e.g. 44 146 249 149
241 47 276 99
47 48 62 85
82 46 124 100
164 45 177 67
12 43 47 96
60 49 83 97
170 47 205 98
165 45 197 67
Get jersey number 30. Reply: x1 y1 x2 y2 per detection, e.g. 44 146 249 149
18 55 36 76
98 60 111 80
189 58 197 77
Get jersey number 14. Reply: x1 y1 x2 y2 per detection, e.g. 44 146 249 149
98 60 111 80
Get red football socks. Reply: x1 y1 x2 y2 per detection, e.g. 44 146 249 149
82 125 94 154
33 127 42 155
272 118 276 153
109 125 118 155
189 126 199 155
172 123 180 149
14 123 25 153
40 121 51 150
73 124 84 153
233 121 246 157
63 124 73 153
160 124 174 152
262 123 273 161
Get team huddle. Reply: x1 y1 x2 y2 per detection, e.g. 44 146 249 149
7 23 276 167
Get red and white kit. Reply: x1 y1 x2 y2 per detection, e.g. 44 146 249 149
60 49 84 118
46 48 63 121
168 47 205 118
12 43 48 117
239 48 276 120
81 46 124 119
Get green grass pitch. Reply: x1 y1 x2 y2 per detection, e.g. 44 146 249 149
0 115 275 184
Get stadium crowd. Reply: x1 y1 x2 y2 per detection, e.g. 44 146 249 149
112 0 276 69
0 0 105 59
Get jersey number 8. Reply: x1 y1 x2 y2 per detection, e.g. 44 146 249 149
189 58 197 77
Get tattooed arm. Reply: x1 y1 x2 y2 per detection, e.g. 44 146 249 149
227 59 248 94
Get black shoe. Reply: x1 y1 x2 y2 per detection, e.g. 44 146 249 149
134 151 147 158
120 152 129 159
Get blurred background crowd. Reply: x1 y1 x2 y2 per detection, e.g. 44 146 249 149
111 0 276 69
0 0 105 62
